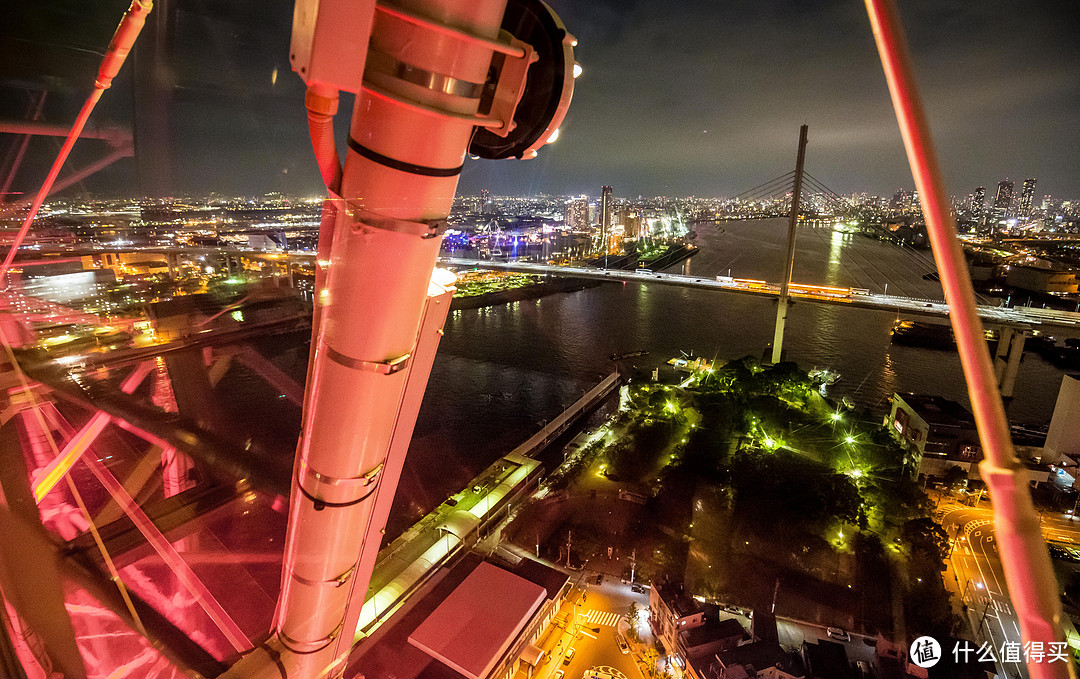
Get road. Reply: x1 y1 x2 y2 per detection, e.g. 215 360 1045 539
939 500 1080 679
539 579 648 679
543 574 888 678
774 616 877 668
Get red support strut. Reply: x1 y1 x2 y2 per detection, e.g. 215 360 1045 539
864 2 1072 677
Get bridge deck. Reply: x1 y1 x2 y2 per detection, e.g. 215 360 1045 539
440 257 1080 335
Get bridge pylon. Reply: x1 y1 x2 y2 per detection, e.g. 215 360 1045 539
770 124 808 364
992 326 1029 399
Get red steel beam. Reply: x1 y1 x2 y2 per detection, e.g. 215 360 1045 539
0 120 132 146
864 2 1070 677
77 455 252 653
0 0 150 280
32 361 154 503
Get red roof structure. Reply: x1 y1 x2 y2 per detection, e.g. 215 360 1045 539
408 561 547 679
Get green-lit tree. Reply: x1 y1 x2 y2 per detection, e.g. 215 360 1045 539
626 602 640 642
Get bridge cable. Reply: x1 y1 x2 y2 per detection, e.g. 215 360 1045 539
727 171 795 202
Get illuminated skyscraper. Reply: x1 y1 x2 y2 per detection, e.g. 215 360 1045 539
1019 178 1036 217
970 186 985 221
600 185 613 253
618 206 642 239
992 179 1014 223
565 196 589 230
601 186 613 231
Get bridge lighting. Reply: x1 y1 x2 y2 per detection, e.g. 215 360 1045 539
573 62 582 78
546 127 560 144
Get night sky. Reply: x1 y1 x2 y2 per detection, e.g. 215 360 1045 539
3 0 1079 200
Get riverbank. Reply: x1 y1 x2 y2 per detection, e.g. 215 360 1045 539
449 277 602 310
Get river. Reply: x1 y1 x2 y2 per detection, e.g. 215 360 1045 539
223 218 1068 538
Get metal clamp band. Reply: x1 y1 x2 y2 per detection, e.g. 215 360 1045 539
298 482 379 511
344 199 449 239
297 460 384 510
279 621 343 655
288 563 357 589
374 2 527 58
365 49 485 99
325 344 411 374
300 462 384 494
347 136 462 178
360 80 505 128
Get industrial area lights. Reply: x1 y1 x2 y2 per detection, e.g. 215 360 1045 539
221 0 576 677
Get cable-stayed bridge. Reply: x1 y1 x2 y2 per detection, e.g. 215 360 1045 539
439 256 1080 334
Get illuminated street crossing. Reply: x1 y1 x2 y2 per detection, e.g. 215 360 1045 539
584 610 624 628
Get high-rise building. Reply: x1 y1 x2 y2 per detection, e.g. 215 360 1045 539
600 185 613 237
564 196 589 230
992 179 1014 222
618 207 643 239
970 186 985 219
890 189 907 211
1019 178 1036 217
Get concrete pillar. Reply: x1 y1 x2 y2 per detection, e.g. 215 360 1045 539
992 327 1028 399
999 330 1027 399
992 326 1014 385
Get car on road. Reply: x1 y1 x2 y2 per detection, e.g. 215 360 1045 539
614 632 630 654
595 573 604 586
555 671 564 679
563 648 575 665
631 583 645 594
826 627 851 642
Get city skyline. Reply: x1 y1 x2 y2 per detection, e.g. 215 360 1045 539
4 3 1080 678
2 1 1078 201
